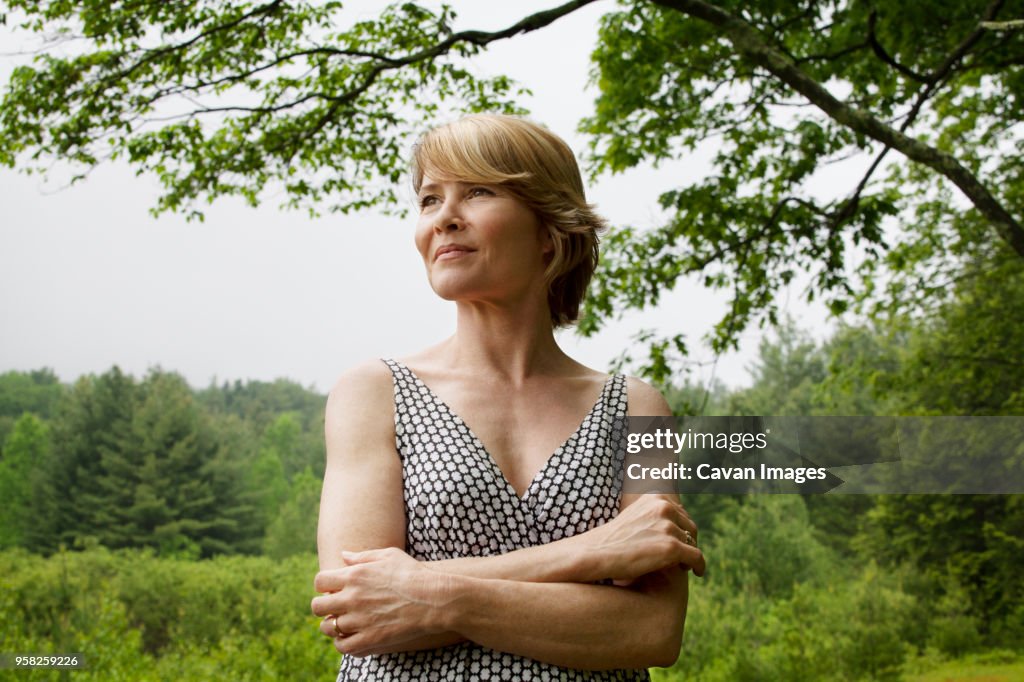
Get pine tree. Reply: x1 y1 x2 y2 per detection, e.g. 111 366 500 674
37 368 137 552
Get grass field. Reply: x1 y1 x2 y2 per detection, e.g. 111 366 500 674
904 654 1024 682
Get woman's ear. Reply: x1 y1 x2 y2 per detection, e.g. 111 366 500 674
540 226 555 259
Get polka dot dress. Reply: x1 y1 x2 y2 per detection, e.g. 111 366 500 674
335 359 650 682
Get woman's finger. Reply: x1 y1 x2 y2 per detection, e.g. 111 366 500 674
334 633 367 656
319 614 346 639
334 610 366 636
665 501 698 542
679 516 698 542
313 568 347 594
311 591 346 617
681 544 706 577
661 514 696 549
664 526 705 576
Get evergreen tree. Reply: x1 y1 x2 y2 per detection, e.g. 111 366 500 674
36 367 137 552
26 367 264 556
124 371 261 557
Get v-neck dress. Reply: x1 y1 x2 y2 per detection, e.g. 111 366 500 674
335 359 650 682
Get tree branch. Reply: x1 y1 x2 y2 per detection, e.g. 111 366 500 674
114 0 597 119
100 0 287 86
829 0 1005 231
793 39 869 66
980 19 1024 30
866 11 928 83
650 0 1024 260
921 0 1006 86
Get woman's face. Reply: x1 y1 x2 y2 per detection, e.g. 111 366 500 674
414 174 552 306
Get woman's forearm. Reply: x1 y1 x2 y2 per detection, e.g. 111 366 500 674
337 568 687 666
341 540 595 657
322 552 688 668
334 537 607 658
425 532 602 583
423 495 702 584
440 567 688 670
317 538 608 658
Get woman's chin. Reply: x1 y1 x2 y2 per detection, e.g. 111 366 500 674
428 275 483 302
429 284 468 303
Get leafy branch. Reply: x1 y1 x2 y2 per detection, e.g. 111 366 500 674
651 0 1024 259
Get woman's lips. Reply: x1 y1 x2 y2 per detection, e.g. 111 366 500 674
434 246 475 261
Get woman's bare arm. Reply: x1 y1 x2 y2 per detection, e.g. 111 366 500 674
315 363 695 667
445 565 687 669
317 545 686 668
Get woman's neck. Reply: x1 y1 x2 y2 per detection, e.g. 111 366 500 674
442 298 570 385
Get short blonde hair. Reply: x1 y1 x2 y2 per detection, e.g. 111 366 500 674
411 114 607 328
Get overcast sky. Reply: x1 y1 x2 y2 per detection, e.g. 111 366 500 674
0 0 835 394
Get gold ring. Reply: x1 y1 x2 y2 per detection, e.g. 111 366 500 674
332 615 344 638
683 530 696 547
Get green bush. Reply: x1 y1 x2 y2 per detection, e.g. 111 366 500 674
701 496 835 599
925 577 983 657
0 548 338 681
655 498 923 682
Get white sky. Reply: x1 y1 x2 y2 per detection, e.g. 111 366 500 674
0 0 835 394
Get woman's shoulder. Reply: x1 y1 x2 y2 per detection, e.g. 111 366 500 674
329 357 393 391
565 359 671 416
623 374 673 417
323 360 401 468
325 359 395 420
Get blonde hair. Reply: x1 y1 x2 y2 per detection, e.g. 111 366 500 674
411 114 607 328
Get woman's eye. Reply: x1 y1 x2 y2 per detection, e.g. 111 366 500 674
468 187 493 198
419 195 439 208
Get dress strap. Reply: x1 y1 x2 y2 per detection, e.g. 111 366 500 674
380 358 420 458
604 374 628 420
380 358 425 402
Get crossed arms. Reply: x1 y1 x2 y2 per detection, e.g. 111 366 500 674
310 361 705 670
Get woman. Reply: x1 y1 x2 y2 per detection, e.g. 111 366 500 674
311 114 705 681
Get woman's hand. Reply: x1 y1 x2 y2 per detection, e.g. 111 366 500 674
311 547 455 657
576 495 705 583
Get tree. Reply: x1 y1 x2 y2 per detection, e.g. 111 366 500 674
852 250 1024 628
37 366 138 552
100 370 231 555
0 368 62 444
197 380 326 481
578 0 1024 371
263 466 320 559
197 378 324 431
247 428 290 533
30 367 262 556
0 412 50 548
260 411 312 480
2 1 1022 370
725 317 828 416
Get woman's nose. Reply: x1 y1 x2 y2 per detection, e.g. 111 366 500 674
432 203 464 232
